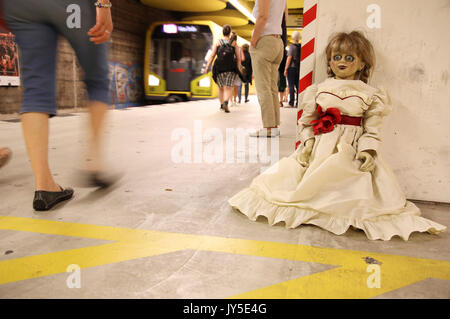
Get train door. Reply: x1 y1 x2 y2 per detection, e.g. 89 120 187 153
166 40 192 92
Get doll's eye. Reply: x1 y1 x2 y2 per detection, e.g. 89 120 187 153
333 55 342 61
345 55 355 62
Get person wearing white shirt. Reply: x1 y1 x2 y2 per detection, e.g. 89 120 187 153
249 0 288 137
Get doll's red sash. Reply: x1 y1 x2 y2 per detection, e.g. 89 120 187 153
310 105 361 135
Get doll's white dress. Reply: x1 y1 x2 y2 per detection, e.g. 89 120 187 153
229 78 446 240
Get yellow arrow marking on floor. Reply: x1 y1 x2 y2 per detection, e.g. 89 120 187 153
0 216 449 298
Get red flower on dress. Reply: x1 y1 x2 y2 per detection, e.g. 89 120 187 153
310 105 342 135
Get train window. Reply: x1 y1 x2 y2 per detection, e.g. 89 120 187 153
170 42 183 62
152 40 159 65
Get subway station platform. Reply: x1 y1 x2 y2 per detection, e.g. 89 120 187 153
0 97 449 299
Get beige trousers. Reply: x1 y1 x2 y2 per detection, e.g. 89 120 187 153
250 35 284 128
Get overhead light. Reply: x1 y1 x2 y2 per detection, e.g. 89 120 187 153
228 0 256 24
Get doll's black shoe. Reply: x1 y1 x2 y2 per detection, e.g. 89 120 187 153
33 187 74 211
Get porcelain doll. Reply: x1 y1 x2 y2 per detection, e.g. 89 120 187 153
229 31 446 240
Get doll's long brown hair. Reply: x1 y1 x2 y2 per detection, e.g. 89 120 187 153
325 31 375 83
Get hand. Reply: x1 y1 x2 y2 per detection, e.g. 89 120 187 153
357 151 376 172
284 69 288 77
297 139 315 166
204 66 209 74
88 5 113 44
251 36 258 48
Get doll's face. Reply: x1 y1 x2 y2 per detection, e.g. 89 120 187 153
330 49 365 80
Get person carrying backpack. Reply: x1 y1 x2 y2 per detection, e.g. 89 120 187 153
284 31 301 107
205 24 241 113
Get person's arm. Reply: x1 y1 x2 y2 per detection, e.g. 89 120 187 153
251 0 270 48
284 56 293 77
88 0 113 44
234 44 241 69
285 2 289 24
205 43 218 74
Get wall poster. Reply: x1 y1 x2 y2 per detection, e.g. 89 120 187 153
0 24 20 86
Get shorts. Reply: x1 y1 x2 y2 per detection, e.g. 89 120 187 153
3 0 111 116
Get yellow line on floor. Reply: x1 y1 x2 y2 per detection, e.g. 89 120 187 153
0 216 449 298
229 263 439 299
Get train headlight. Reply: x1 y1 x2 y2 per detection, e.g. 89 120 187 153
148 75 160 86
198 77 211 87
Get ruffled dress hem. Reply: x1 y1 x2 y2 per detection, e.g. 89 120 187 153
229 188 447 241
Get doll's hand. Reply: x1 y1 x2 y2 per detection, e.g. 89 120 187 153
357 150 376 172
297 139 315 166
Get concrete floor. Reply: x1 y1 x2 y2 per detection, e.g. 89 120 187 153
0 97 449 299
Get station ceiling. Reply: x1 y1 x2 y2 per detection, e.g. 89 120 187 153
141 0 303 43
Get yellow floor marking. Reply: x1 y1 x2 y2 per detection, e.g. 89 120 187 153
0 216 449 298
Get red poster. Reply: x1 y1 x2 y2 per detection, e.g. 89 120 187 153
0 25 20 86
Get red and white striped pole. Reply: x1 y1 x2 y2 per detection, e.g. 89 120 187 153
295 0 318 149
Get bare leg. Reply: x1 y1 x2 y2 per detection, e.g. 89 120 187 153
21 112 60 191
224 86 233 102
85 100 108 172
218 87 224 104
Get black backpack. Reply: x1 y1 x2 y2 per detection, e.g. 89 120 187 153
292 43 301 70
215 40 236 73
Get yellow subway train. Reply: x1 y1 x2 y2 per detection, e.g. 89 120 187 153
144 20 252 102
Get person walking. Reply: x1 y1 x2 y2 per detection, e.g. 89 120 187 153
284 31 301 107
240 43 252 103
205 25 241 113
278 49 287 107
249 0 287 137
230 32 242 106
2 0 116 211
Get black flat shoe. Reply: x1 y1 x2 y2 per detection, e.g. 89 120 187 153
88 172 119 188
223 101 230 113
81 171 121 189
74 170 121 189
33 187 74 211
